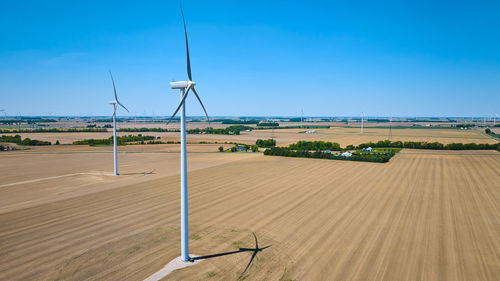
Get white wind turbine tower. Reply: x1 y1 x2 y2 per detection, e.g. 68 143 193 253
301 109 304 128
166 7 210 262
108 71 129 176
389 115 392 139
360 112 364 134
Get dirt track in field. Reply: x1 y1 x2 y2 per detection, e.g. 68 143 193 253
0 148 499 281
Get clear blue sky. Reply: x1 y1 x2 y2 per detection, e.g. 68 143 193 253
1 0 499 117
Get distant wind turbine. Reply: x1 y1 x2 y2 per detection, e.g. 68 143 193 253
389 115 392 139
361 112 364 134
108 71 129 176
301 109 304 128
166 7 210 262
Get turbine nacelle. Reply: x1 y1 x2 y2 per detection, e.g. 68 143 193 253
109 100 118 105
170 80 196 89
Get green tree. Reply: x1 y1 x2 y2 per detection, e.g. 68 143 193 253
218 146 224 152
256 139 276 148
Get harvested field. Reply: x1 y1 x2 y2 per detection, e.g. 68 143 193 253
12 143 232 153
0 148 499 280
2 126 495 147
255 127 497 146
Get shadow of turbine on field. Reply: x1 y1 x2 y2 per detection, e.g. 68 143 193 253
120 169 155 176
191 232 271 276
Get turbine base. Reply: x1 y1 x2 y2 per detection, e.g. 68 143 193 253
142 255 200 281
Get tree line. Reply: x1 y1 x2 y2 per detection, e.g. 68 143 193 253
186 126 252 135
221 119 260 125
352 140 500 151
253 125 330 130
119 128 180 132
455 124 475 128
288 140 341 151
119 125 252 135
256 139 276 148
0 118 57 124
0 135 51 145
0 128 107 133
72 134 156 146
257 122 279 127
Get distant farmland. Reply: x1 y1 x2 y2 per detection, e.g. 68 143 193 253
0 126 496 147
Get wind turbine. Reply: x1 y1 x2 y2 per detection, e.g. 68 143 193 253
17 112 21 130
166 7 210 262
108 71 129 176
389 115 392 139
301 109 304 128
494 113 498 127
361 112 364 134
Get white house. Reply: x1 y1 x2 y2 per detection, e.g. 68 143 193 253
341 152 352 157
362 147 373 152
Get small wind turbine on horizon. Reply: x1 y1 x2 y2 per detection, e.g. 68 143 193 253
301 109 304 128
361 112 364 134
108 71 129 176
389 115 392 139
166 7 210 262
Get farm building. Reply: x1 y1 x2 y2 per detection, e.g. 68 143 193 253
235 145 246 151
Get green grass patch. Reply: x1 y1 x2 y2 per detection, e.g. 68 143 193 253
372 147 402 153
232 241 243 249
206 271 217 278
190 233 202 240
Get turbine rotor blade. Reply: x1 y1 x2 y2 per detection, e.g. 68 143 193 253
191 87 209 124
118 102 129 113
109 71 119 102
180 6 192 81
241 251 258 276
166 85 191 125
252 232 258 249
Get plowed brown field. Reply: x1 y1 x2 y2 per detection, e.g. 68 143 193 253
0 149 499 281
